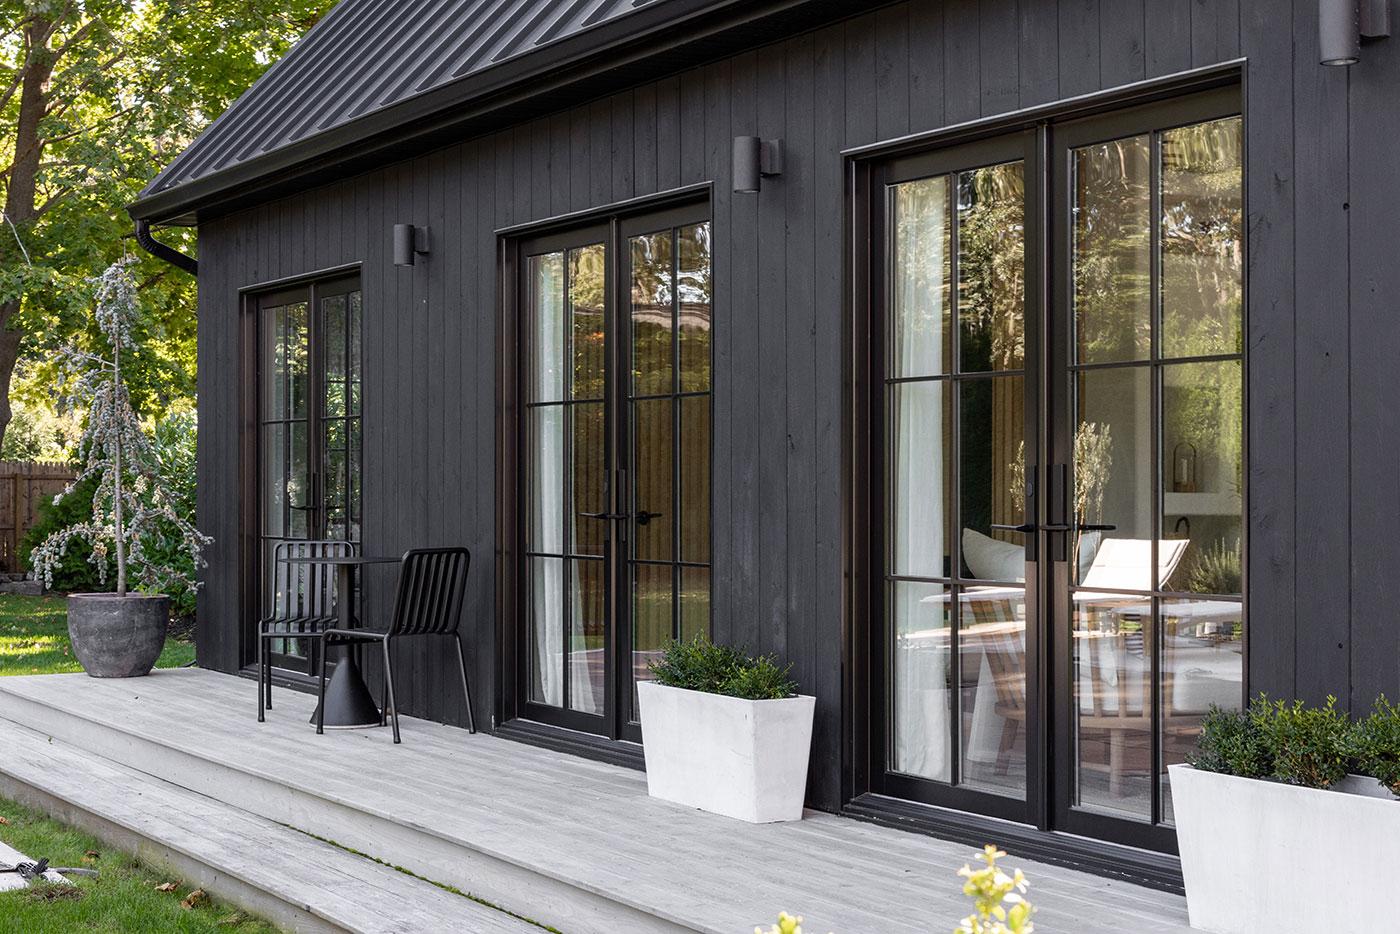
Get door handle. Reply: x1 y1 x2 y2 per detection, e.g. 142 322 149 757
1078 523 1117 532
635 510 663 526
578 511 629 521
991 523 1036 533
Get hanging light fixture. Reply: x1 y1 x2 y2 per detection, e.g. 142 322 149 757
1320 0 1391 66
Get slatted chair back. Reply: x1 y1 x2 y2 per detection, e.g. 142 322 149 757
270 540 355 621
388 547 471 637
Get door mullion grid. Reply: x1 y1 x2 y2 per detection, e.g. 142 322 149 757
949 175 964 788
670 226 682 644
562 256 574 715
1148 128 1164 828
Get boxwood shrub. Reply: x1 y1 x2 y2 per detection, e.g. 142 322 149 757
649 636 798 700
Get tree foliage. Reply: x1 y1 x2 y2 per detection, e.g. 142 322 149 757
1 0 333 447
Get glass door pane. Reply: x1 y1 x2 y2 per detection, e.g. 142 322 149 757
1064 113 1244 831
524 245 608 715
884 155 1030 806
627 221 713 720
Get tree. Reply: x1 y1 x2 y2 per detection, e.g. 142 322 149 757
1 1 333 449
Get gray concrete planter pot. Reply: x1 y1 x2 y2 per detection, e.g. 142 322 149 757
67 593 169 678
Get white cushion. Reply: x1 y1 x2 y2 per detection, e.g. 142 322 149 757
962 528 1025 582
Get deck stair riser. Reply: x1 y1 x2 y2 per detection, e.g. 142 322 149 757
0 720 536 933
0 686 686 934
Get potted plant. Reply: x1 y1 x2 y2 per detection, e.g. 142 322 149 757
638 636 815 823
30 259 210 678
1170 695 1400 934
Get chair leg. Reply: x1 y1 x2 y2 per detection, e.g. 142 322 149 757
257 633 266 722
454 634 476 734
316 635 331 735
382 638 401 744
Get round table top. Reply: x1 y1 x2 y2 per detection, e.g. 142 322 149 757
281 554 402 565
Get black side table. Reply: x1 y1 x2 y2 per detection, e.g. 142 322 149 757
285 554 401 728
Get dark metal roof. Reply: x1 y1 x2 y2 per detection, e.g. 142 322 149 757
142 0 664 199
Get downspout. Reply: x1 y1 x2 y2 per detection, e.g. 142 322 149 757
133 218 198 275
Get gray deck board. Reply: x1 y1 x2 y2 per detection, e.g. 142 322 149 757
0 670 1193 933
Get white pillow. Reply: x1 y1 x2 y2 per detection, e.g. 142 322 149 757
962 528 1025 582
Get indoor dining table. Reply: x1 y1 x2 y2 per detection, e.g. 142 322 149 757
284 553 401 729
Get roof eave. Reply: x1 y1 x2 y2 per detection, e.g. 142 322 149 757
129 0 871 225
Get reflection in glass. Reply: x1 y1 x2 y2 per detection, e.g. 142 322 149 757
529 556 564 706
1162 361 1243 594
631 232 674 396
570 558 606 714
677 223 713 391
889 381 952 579
1073 596 1153 820
632 562 673 715
570 245 606 400
1161 117 1243 359
891 580 953 782
529 253 566 403
1074 367 1151 583
890 176 952 379
632 397 674 561
1073 135 1151 364
680 566 710 641
958 162 1026 372
571 402 605 558
1159 598 1243 824
526 406 564 554
959 587 1027 797
960 376 1026 576
679 396 710 563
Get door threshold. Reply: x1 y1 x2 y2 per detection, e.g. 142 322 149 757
842 793 1183 894
494 719 645 772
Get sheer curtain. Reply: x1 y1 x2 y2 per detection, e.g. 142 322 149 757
530 254 565 708
890 177 952 781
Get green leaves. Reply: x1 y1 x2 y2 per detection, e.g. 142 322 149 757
1350 696 1400 798
648 635 798 700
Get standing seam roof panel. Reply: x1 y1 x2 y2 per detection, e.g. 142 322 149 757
142 0 665 196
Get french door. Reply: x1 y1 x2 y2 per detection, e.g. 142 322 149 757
254 275 363 673
861 88 1244 853
512 201 712 742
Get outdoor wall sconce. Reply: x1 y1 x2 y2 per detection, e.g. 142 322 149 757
733 137 783 193
1320 0 1391 65
393 223 431 266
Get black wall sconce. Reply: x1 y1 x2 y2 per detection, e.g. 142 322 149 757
393 223 431 266
733 136 783 193
1320 0 1391 65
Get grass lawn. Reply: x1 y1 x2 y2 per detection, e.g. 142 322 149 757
0 593 196 676
0 795 278 933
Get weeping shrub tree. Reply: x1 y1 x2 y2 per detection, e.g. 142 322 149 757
30 259 210 677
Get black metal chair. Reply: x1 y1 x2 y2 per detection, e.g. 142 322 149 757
257 539 356 722
317 547 473 743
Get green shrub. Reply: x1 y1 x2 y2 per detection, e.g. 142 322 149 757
1188 703 1272 779
1262 695 1350 789
721 655 798 701
19 473 113 593
1351 695 1400 798
954 845 1036 934
649 635 798 700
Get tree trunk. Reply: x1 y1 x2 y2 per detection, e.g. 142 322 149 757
0 17 57 454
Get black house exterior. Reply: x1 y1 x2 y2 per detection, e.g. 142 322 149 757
131 0 1400 887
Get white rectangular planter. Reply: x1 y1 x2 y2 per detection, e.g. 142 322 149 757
1170 764 1400 934
636 680 816 823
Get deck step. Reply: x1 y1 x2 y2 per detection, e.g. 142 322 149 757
0 719 538 934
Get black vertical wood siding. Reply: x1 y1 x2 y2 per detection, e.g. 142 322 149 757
195 0 1397 812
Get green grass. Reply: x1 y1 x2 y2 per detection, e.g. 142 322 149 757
0 795 279 933
0 593 195 676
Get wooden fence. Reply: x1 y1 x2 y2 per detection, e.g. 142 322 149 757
0 461 77 574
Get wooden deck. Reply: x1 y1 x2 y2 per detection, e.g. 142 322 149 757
0 669 1193 934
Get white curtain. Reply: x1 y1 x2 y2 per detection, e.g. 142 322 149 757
530 254 565 707
890 177 952 782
